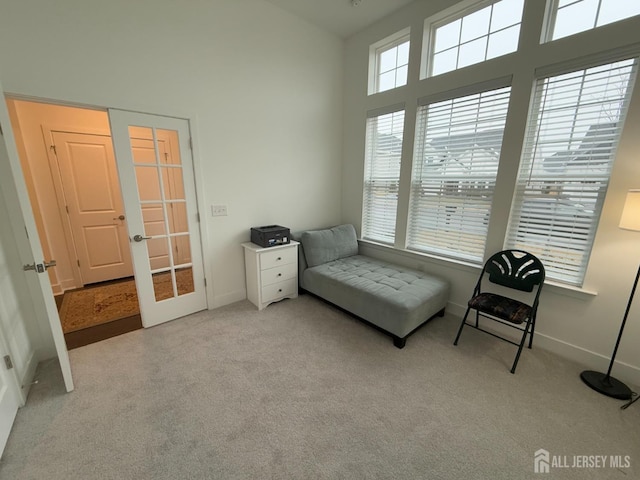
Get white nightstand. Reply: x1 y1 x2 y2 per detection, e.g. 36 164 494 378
242 240 299 310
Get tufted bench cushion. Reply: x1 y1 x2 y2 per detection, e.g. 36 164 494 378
302 254 450 341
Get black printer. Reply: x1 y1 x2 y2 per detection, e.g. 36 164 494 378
250 225 290 248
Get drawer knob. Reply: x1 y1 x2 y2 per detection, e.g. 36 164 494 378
278 289 282 293
277 273 282 277
277 257 282 261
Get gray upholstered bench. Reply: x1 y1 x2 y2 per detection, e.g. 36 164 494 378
295 225 450 348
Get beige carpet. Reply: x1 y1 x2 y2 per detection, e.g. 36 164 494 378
5 295 639 479
59 268 194 333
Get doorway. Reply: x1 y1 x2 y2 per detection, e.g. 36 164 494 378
7 99 142 348
6 99 209 349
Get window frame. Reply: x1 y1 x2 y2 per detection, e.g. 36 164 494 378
361 105 406 245
407 78 513 264
543 0 640 43
368 28 411 95
357 0 640 290
504 56 639 286
421 0 524 79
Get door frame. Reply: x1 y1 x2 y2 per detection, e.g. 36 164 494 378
7 96 215 310
2 94 215 380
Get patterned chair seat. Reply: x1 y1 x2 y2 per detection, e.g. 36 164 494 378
468 293 532 325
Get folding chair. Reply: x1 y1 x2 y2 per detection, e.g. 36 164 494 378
453 250 545 373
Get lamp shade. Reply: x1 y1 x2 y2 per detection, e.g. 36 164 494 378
619 190 640 232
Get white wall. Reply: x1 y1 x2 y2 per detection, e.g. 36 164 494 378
343 0 640 384
0 0 344 311
7 101 111 294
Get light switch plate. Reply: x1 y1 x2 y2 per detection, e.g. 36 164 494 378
211 204 228 216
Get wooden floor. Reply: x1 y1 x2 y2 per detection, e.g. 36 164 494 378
55 280 143 350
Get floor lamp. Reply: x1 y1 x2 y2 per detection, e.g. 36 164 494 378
581 190 640 400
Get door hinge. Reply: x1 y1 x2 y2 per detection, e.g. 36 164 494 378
196 212 200 222
4 355 13 370
65 205 70 214
189 138 193 150
0 123 3 136
77 259 80 267
50 144 57 155
25 226 29 239
204 278 207 287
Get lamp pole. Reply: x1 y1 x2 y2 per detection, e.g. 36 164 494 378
580 190 640 401
580 266 638 399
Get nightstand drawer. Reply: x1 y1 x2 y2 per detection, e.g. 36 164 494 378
261 278 297 303
242 240 299 311
261 262 297 287
260 246 296 270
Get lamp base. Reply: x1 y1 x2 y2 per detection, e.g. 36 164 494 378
580 370 632 400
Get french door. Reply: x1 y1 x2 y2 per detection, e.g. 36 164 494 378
109 111 207 327
0 88 74 395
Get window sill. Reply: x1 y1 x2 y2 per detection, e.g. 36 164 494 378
357 239 598 299
543 280 598 299
358 239 481 274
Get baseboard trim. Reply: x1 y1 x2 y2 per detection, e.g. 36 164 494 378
533 333 640 388
446 300 467 317
60 279 78 292
445 300 640 387
212 289 246 309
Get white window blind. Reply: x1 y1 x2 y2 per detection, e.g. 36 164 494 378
408 86 511 263
362 109 405 244
505 59 638 285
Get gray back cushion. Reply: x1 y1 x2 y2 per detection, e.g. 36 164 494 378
300 224 358 267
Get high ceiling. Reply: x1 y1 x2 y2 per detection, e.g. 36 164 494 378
263 0 416 38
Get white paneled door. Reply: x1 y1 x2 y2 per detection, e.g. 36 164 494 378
0 327 19 457
52 132 133 284
0 85 74 397
109 111 207 327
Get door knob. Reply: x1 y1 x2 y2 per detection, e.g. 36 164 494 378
133 234 151 242
23 260 56 273
113 215 125 221
44 260 57 270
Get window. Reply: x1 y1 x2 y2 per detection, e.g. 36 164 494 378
362 109 405 244
428 0 524 77
408 85 512 263
505 59 638 285
371 31 410 94
548 0 640 41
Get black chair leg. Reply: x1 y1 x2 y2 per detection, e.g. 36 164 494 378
454 307 472 345
528 316 536 349
510 318 533 374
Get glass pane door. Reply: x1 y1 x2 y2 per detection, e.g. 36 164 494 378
129 127 195 302
109 111 206 327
